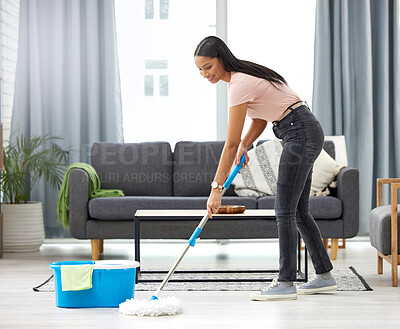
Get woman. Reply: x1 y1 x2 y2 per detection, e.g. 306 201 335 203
194 36 337 301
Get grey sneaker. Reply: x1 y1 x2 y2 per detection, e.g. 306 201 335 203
297 275 337 295
250 279 297 301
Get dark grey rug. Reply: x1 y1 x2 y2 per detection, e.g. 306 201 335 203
34 267 372 292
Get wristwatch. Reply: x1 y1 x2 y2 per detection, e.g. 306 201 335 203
211 181 223 190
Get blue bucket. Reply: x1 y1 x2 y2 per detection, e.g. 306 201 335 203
49 260 140 308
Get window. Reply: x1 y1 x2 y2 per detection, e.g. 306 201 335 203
160 0 169 20
144 75 154 96
145 0 154 19
115 0 216 146
115 0 316 146
144 60 168 97
145 0 169 20
159 75 168 96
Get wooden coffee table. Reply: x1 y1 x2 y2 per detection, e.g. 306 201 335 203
133 209 308 283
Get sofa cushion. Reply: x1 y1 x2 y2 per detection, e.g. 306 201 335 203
309 196 342 218
88 196 258 220
310 149 345 196
91 142 173 196
256 195 275 209
173 141 225 196
257 195 342 219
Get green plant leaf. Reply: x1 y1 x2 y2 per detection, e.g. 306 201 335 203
1 134 70 204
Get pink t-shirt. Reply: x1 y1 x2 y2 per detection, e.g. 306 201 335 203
228 72 301 122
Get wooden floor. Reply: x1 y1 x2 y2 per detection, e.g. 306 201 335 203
0 237 399 328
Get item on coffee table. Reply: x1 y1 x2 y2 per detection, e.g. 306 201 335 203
217 205 246 214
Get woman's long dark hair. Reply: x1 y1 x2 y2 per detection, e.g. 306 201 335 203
194 36 286 85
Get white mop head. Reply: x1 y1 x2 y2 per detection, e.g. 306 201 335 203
119 297 183 317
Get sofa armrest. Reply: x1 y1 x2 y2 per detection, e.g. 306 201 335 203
69 168 90 239
336 166 359 238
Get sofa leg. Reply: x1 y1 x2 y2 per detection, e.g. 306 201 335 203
323 238 346 250
330 239 339 260
378 252 383 274
91 239 99 260
323 238 329 251
99 239 104 253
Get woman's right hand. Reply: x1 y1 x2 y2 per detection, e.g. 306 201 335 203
235 144 249 171
207 189 221 218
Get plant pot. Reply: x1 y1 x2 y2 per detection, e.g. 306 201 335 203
2 202 44 252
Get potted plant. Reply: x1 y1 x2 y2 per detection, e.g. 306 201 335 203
1 134 69 252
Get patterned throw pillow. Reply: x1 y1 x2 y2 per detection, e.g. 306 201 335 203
232 140 345 197
232 139 283 197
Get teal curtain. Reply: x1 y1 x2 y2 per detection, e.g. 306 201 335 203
11 0 124 237
312 0 400 233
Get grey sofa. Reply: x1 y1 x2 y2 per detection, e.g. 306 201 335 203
68 140 359 260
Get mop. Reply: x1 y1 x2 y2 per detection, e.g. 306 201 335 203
119 155 246 317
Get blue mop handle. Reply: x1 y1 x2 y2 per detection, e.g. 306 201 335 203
187 154 246 247
150 154 247 301
223 154 246 190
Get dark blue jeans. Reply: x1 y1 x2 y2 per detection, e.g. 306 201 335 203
272 105 333 282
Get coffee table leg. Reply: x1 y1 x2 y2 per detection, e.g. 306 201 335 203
297 232 308 282
134 215 140 283
304 245 308 282
297 233 301 273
